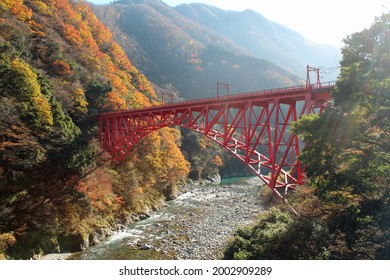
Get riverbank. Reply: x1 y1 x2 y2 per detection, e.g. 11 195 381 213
71 177 265 260
171 177 265 259
38 253 72 260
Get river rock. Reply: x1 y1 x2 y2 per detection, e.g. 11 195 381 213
140 244 152 250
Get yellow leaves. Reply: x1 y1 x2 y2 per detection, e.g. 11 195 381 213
89 16 113 47
95 22 112 46
198 139 206 149
1 0 32 22
11 58 38 90
134 73 157 99
10 58 53 126
128 91 152 109
0 233 16 260
19 8 32 22
31 0 51 16
134 187 144 194
32 94 53 126
115 128 189 206
159 128 190 181
328 190 359 202
71 87 88 109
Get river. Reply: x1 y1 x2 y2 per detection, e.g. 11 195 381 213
70 177 265 260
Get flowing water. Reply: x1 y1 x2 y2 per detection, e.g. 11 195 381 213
71 177 265 260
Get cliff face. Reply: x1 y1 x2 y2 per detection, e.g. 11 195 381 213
0 0 188 259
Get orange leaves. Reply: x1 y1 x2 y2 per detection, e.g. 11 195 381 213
105 91 126 111
0 0 180 254
59 23 83 46
108 42 133 70
212 155 223 167
1 0 32 22
75 167 121 213
28 20 46 37
80 4 113 47
47 1 157 112
3 0 158 117
31 94 54 126
50 59 71 76
107 72 126 92
93 21 113 47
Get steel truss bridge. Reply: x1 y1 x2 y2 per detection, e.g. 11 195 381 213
96 75 335 200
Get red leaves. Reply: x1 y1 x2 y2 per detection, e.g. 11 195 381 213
50 59 71 76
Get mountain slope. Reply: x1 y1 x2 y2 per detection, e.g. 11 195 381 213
91 0 303 100
175 3 340 79
0 0 188 259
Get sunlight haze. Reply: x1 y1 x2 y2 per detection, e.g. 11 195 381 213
89 0 387 47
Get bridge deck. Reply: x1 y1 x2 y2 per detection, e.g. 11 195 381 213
96 81 336 118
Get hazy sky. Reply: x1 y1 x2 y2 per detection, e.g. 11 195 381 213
89 0 388 47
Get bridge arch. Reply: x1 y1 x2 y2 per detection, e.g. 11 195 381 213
96 82 335 199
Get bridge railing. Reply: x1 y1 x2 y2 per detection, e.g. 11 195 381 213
153 81 335 110
158 81 335 108
96 81 336 118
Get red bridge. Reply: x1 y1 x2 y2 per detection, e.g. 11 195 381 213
96 78 335 200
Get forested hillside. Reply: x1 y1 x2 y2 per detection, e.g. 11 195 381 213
224 13 390 260
0 0 189 259
91 0 303 100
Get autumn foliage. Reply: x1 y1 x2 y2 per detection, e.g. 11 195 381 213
0 0 188 259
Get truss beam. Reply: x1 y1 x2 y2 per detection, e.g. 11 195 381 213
96 82 335 199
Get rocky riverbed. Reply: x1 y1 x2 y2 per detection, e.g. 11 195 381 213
70 177 265 260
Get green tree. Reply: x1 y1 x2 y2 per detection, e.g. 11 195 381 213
224 13 390 261
85 78 112 110
292 13 390 259
224 208 329 260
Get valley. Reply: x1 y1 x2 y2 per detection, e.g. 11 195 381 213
0 0 388 261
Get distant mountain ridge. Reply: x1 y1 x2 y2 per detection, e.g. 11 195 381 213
175 3 340 79
91 0 304 100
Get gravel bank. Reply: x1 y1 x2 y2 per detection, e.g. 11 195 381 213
160 177 265 259
72 177 266 260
